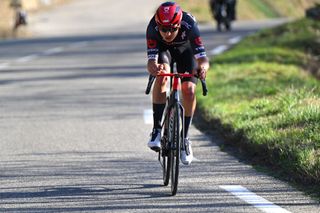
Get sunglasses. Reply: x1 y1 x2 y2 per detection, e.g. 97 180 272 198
159 26 179 33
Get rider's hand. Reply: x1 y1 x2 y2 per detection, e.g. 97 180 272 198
197 57 210 80
147 61 158 76
147 60 163 76
198 67 207 80
158 64 165 72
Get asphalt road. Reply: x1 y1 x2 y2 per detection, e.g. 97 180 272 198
0 0 319 212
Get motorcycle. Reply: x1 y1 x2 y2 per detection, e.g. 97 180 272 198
210 0 236 31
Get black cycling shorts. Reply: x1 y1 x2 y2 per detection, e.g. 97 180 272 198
158 43 198 84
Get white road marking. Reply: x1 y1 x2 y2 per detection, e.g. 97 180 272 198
210 45 228 56
5 41 88 66
228 36 242 44
16 54 39 63
220 185 291 213
144 109 153 124
210 36 243 56
43 47 64 55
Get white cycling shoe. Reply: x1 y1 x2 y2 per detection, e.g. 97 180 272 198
147 129 161 152
181 138 193 165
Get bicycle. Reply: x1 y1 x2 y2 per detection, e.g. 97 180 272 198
145 69 207 196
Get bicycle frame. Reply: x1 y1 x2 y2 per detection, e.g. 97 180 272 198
159 72 194 128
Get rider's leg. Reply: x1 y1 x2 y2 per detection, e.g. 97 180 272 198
181 81 196 138
152 62 170 130
148 62 170 150
180 81 196 165
174 45 197 139
152 50 171 131
148 50 172 150
172 45 196 164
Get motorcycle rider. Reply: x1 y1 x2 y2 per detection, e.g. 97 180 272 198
209 0 237 31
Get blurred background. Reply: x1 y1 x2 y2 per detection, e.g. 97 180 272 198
0 0 70 38
176 0 319 22
0 0 319 39
0 0 320 38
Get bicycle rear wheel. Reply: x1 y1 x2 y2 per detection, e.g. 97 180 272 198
169 103 182 195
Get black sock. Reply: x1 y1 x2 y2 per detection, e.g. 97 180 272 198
184 116 192 138
153 103 166 130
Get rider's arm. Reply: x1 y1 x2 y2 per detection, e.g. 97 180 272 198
146 18 162 76
197 56 210 79
187 16 210 79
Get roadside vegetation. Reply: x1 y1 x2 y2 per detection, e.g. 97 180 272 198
176 0 318 22
0 0 70 38
196 17 320 197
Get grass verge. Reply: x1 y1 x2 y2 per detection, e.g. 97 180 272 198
196 18 320 198
176 0 319 22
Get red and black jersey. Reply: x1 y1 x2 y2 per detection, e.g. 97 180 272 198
146 11 207 61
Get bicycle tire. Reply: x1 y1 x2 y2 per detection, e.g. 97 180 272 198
169 103 181 195
161 124 170 186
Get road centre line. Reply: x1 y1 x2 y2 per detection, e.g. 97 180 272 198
210 45 228 56
16 54 39 63
43 47 64 55
2 41 89 67
220 185 291 213
210 35 243 56
228 36 242 44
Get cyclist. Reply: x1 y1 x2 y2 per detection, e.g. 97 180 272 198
146 1 210 165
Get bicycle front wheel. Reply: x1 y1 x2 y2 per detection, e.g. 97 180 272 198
161 131 170 186
169 103 182 196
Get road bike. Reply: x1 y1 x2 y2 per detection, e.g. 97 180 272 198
145 69 207 195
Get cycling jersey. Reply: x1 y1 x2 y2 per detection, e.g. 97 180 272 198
146 11 207 62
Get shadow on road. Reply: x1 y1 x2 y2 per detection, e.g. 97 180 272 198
1 148 317 212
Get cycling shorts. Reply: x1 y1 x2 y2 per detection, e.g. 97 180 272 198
158 43 198 84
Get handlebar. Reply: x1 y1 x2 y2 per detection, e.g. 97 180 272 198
145 72 208 96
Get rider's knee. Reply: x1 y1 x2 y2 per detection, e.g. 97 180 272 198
182 83 196 100
155 76 168 89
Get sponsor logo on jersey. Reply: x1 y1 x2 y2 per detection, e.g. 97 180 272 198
195 52 207 59
181 31 186 40
147 39 157 49
194 37 203 46
148 54 158 60
147 48 158 53
195 47 205 51
181 21 192 29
